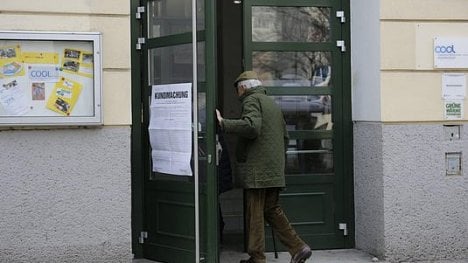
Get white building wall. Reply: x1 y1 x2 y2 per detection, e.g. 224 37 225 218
350 0 381 122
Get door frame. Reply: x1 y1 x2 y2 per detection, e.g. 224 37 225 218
241 0 355 249
130 0 220 260
130 0 354 259
130 0 144 257
342 0 354 248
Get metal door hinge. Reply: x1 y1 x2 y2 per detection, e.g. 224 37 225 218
338 223 348 236
336 40 346 52
336 11 346 23
136 6 145 19
139 231 148 244
136 37 146 50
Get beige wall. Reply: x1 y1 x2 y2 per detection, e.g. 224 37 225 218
0 0 131 125
380 0 468 122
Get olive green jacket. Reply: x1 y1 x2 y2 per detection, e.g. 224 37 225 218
221 87 288 188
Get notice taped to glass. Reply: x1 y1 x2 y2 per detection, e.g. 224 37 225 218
148 83 193 176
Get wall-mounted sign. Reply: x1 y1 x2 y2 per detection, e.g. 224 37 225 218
0 31 102 126
442 73 466 99
434 37 468 69
444 100 463 120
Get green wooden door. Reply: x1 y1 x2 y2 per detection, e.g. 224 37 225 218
243 0 353 249
137 0 218 262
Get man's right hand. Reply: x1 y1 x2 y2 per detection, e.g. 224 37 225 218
215 109 224 125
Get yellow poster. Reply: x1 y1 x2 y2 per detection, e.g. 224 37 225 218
0 45 25 78
61 48 93 78
46 77 82 116
22 52 59 64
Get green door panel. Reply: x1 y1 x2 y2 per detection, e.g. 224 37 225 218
138 0 218 262
243 0 352 251
143 181 209 262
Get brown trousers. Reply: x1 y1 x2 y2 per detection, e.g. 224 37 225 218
245 188 306 263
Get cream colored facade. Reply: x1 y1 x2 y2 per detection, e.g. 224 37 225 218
353 0 468 122
381 0 468 122
0 1 133 262
0 0 132 125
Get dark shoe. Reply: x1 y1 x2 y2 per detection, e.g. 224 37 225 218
239 258 254 263
290 245 312 263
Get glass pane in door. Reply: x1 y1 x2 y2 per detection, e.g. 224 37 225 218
285 138 334 174
252 6 331 42
147 0 205 38
252 51 332 88
147 42 206 182
274 95 334 175
272 95 332 129
148 43 205 85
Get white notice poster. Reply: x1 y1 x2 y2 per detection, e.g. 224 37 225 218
148 83 193 176
442 73 466 99
0 79 30 115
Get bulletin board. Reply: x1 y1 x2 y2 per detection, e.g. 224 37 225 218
0 31 102 126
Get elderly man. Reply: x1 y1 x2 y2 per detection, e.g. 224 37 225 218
216 71 312 263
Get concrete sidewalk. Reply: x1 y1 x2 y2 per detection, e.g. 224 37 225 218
220 249 376 262
133 249 467 263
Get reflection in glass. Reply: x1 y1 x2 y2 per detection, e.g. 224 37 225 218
149 43 205 85
252 6 330 42
197 135 207 184
253 51 331 87
198 92 206 132
273 96 332 131
285 138 333 174
147 0 204 38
